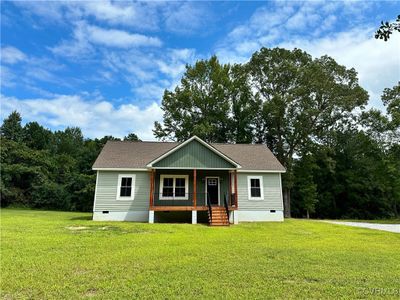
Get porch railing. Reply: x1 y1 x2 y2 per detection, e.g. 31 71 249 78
152 192 209 206
223 193 230 220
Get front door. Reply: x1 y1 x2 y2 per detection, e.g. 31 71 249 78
206 177 219 205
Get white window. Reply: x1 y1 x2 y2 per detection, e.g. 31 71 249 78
116 174 136 200
247 176 264 200
159 175 189 200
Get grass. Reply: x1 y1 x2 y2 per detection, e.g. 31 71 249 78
1 209 399 299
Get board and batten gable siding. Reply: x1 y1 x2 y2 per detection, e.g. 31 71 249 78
153 139 236 169
94 171 150 212
237 173 283 210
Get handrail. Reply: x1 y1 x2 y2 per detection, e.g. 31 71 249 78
223 193 230 221
207 192 212 223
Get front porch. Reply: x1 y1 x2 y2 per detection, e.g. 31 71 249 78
148 169 239 225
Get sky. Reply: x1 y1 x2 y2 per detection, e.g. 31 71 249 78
1 0 399 140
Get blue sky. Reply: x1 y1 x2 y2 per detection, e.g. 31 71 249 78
1 1 399 140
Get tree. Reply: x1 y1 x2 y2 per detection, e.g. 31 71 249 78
375 15 400 41
154 56 232 142
382 82 400 128
23 121 53 150
248 48 368 217
229 64 261 143
124 133 140 141
293 154 318 218
0 111 24 142
54 127 84 157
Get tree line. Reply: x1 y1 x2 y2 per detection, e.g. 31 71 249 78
1 47 399 219
154 48 399 219
0 114 139 212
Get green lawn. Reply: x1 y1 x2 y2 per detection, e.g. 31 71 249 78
1 209 399 299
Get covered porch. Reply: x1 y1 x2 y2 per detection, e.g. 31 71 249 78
145 136 242 225
148 168 238 224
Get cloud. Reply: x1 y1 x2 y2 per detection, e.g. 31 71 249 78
1 46 27 64
163 2 211 34
279 29 400 109
10 1 210 34
215 1 398 110
11 0 161 30
1 94 163 140
50 22 161 59
0 66 16 87
85 24 162 48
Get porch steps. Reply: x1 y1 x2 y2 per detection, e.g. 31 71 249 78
208 206 229 226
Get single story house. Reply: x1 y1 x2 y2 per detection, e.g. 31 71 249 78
92 136 285 225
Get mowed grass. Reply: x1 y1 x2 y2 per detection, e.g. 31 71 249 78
1 209 399 299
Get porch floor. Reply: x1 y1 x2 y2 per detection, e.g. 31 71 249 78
150 206 237 211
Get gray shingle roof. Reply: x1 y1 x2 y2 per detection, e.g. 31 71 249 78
93 140 285 171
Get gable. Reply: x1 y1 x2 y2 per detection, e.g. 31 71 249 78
153 139 237 169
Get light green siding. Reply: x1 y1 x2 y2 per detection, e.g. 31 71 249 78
237 173 283 210
94 171 150 212
153 140 235 169
153 170 229 206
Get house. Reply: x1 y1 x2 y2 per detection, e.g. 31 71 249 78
92 136 285 225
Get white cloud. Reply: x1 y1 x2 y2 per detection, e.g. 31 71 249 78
85 25 162 48
1 46 27 64
1 94 163 140
51 22 161 59
163 2 210 34
279 29 400 109
12 0 161 30
215 1 398 110
0 66 16 87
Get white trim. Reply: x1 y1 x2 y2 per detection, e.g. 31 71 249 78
191 210 197 224
238 210 284 222
247 176 264 200
159 174 189 200
149 210 155 224
238 169 285 173
205 176 220 205
116 174 136 200
93 211 148 222
93 167 285 172
93 170 99 212
152 167 236 170
93 168 148 171
146 136 241 168
279 173 284 204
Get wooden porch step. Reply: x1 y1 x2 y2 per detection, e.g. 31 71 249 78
208 205 230 226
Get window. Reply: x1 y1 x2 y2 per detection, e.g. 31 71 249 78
247 176 264 200
208 178 217 186
117 174 136 200
159 175 189 200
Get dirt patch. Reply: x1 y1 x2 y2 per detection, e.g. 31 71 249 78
83 288 98 298
66 226 89 230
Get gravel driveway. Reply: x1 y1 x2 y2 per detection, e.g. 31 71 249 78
324 221 400 233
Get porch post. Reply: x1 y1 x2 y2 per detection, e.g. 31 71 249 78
193 169 197 208
149 169 154 208
229 171 232 206
234 170 238 208
149 169 155 224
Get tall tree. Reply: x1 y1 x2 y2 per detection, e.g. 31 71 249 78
248 48 368 217
154 56 232 142
23 121 53 150
382 82 400 128
0 111 24 142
